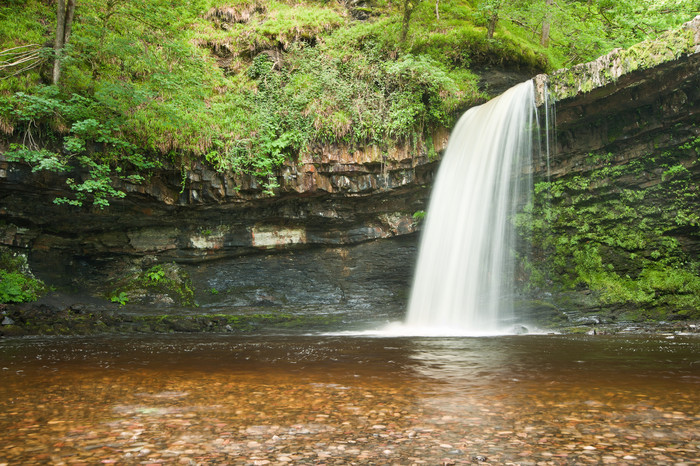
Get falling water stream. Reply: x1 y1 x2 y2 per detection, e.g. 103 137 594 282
2 82 698 465
406 80 536 335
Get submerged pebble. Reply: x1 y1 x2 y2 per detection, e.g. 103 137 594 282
0 335 698 464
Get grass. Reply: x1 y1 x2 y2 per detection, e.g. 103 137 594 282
0 0 696 207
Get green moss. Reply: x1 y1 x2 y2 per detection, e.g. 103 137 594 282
107 263 196 307
0 308 344 336
519 136 700 321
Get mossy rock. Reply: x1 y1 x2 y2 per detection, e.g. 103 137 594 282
516 299 569 327
0 324 27 337
106 263 196 307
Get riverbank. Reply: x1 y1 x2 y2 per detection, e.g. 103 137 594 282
2 297 699 337
0 300 343 337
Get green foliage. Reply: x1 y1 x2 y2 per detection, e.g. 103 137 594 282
0 0 54 93
412 210 426 220
471 0 699 68
3 85 161 207
145 265 166 283
194 1 344 57
107 263 196 307
1 0 696 203
519 137 700 319
0 270 44 303
110 291 130 306
0 250 46 303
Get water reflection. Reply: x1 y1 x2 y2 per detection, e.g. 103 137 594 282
408 335 700 392
0 334 698 464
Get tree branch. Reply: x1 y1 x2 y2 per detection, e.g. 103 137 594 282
0 44 42 56
0 60 44 79
0 47 42 61
0 53 41 68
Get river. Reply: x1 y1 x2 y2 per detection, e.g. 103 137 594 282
1 333 698 464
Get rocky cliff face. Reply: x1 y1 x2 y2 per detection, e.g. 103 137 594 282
0 129 450 261
1 18 699 324
521 17 700 321
535 16 699 180
0 124 445 311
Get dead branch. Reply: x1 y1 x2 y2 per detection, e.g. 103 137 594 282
0 44 42 56
0 53 42 68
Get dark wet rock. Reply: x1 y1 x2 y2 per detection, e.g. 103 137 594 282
0 25 698 330
0 235 417 336
0 303 349 336
571 315 602 325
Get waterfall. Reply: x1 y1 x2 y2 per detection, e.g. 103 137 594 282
405 80 537 335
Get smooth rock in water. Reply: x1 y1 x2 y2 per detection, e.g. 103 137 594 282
2 316 14 326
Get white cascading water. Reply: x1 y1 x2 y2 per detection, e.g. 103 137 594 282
404 80 536 335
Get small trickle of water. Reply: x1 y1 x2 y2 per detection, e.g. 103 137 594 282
405 80 537 335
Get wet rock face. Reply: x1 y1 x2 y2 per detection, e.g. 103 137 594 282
19 235 417 329
0 147 435 262
189 235 417 323
1 139 432 303
1 25 698 314
532 16 700 182
541 52 700 181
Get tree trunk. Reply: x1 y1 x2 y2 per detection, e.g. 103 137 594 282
53 0 66 84
64 0 76 45
487 12 498 39
401 0 413 42
401 0 423 43
540 0 553 47
53 0 76 85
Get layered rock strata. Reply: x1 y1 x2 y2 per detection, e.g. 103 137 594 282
0 18 698 316
1 130 449 262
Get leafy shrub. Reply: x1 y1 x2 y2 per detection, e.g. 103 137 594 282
0 271 45 303
0 250 46 303
3 87 161 208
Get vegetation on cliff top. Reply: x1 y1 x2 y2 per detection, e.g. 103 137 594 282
0 0 697 205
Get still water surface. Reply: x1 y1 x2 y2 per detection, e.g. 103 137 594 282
1 334 698 464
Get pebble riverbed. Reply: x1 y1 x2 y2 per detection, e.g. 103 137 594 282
0 334 698 465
